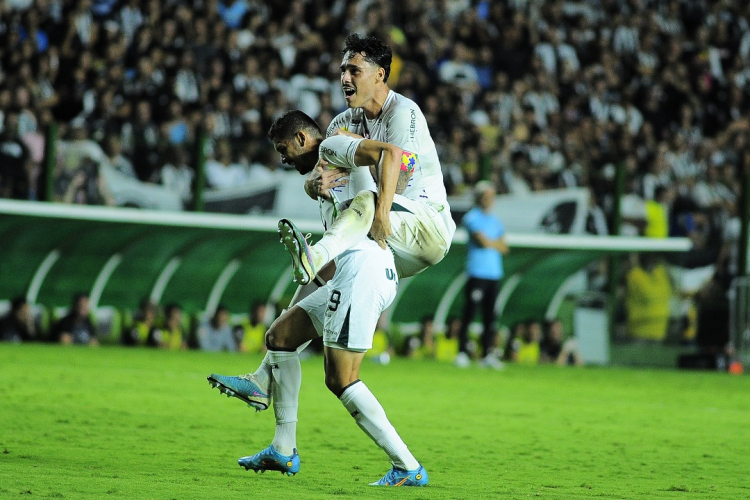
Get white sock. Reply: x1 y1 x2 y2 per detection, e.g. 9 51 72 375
339 380 419 470
268 350 301 456
252 352 272 391
314 190 375 266
251 340 313 400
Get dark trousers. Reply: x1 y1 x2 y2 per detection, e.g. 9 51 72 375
458 277 500 357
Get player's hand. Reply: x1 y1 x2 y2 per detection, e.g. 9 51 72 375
370 213 391 250
332 128 363 139
317 163 348 200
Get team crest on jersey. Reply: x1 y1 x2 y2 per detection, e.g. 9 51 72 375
400 151 417 174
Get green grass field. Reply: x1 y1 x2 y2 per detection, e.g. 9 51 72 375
1 344 748 500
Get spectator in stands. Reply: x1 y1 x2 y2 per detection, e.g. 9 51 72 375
198 305 237 352
123 298 158 346
434 316 460 363
644 186 673 238
540 318 583 366
625 253 673 343
160 145 194 206
103 134 137 179
0 296 38 342
157 303 188 350
0 111 35 200
515 319 542 365
121 100 160 182
52 292 98 346
503 321 525 362
405 315 436 360
237 300 267 354
205 138 249 189
455 181 508 370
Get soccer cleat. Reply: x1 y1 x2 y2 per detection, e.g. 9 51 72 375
278 218 319 285
207 373 269 411
238 445 300 476
370 464 428 486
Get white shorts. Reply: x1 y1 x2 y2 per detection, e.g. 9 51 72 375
297 241 398 351
388 194 456 278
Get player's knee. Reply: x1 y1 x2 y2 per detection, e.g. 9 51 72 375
265 325 294 351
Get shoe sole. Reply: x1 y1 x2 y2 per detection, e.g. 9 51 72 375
207 376 269 411
278 219 314 285
239 461 298 476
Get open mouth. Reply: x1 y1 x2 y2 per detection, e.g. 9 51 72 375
343 87 355 99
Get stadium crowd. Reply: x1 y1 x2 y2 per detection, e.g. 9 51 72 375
0 0 748 359
0 1 747 232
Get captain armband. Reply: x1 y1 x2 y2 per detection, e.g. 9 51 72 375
400 150 417 175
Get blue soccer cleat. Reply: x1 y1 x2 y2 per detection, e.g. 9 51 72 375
278 218 319 285
238 445 300 476
207 373 269 411
370 464 428 486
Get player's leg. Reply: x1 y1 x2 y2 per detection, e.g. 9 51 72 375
325 346 427 486
321 245 426 486
208 262 336 408
279 190 375 284
386 195 455 278
236 302 323 475
208 306 314 410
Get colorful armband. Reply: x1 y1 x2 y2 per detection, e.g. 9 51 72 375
400 150 417 175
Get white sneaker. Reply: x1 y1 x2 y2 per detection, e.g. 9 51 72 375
481 354 505 370
454 351 471 368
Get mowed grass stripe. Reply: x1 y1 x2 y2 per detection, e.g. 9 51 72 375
1 344 748 500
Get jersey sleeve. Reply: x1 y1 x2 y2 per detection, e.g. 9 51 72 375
319 135 363 171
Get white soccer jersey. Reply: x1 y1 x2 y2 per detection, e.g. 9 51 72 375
317 133 454 278
315 134 374 234
326 90 450 212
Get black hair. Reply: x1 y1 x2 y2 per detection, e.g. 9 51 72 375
72 292 89 307
342 33 392 83
267 110 322 142
10 296 27 312
165 303 181 317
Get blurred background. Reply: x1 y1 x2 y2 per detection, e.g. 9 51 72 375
0 0 748 372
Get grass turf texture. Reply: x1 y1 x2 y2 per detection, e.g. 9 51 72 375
1 344 748 500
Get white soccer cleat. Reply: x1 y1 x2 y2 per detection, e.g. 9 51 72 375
278 218 323 284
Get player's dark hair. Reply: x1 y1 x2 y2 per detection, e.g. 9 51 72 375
267 110 323 142
342 33 392 83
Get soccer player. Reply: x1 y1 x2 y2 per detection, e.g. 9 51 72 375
278 33 456 283
207 112 429 487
